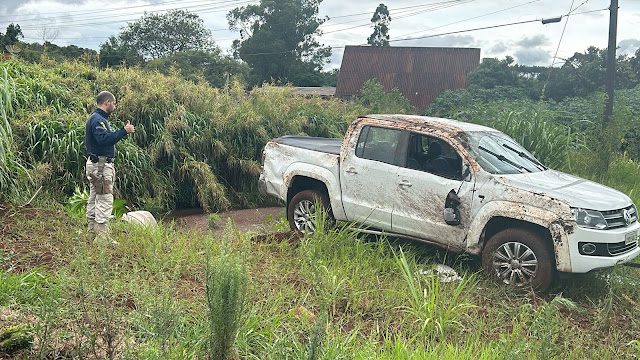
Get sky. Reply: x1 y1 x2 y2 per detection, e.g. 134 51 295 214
1 0 639 70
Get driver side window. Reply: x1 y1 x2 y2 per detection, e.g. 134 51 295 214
405 132 462 179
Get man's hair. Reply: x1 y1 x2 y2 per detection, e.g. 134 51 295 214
96 91 115 105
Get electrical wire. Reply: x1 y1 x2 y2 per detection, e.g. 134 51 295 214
1 0 240 22
545 0 577 88
393 0 540 39
13 0 610 58
238 7 608 57
328 0 470 19
387 18 542 44
15 1 256 30
322 1 471 34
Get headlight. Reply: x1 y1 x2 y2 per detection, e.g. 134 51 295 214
571 208 607 229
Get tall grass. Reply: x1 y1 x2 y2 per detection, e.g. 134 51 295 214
0 59 368 210
204 245 248 360
394 248 476 340
0 67 28 199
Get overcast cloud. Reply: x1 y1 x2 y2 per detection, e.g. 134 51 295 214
618 38 640 56
1 0 640 68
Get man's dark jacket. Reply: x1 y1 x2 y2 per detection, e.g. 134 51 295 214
85 108 127 158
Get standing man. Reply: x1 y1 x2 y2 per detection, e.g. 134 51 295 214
85 91 134 238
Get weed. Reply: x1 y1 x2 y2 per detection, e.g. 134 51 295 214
530 296 576 359
65 186 128 219
395 248 476 341
0 269 50 306
207 212 221 230
204 244 248 360
305 310 327 360
0 324 34 354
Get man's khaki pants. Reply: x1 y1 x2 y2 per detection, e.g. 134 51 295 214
85 158 115 234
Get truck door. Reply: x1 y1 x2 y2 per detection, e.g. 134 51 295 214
340 125 402 231
392 132 475 248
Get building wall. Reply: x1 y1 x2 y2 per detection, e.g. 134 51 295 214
335 46 480 112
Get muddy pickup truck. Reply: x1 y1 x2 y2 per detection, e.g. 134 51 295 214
258 114 640 290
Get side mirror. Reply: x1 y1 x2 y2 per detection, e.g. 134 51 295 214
443 189 461 225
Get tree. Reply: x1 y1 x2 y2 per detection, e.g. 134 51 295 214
0 23 23 51
228 0 331 86
115 10 214 59
367 4 390 47
145 50 250 88
99 35 144 68
543 46 640 101
469 56 521 89
630 48 640 83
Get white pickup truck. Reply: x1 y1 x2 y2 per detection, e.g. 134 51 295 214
259 115 640 290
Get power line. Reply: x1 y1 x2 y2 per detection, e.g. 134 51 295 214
543 0 578 96
15 1 256 30
0 0 239 22
394 0 540 39
13 0 469 42
327 0 470 19
241 6 608 57
323 1 471 35
388 5 607 44
387 18 542 44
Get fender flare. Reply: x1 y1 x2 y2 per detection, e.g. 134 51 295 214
466 200 574 272
282 163 347 220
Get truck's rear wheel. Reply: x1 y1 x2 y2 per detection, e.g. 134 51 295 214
287 190 334 234
482 228 554 291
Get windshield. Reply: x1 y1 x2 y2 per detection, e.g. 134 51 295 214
467 131 546 174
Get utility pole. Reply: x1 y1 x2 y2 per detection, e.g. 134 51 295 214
599 0 618 171
603 0 618 128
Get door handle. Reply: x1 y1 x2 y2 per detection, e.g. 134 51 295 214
398 180 412 188
345 167 358 175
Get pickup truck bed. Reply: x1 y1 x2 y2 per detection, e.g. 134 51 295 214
273 136 341 155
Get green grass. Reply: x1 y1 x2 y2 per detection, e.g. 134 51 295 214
2 206 639 359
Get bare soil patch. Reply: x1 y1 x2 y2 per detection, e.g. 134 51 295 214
168 207 285 234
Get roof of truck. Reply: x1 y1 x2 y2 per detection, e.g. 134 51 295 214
364 114 497 133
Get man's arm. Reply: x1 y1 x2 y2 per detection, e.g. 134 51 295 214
92 119 128 147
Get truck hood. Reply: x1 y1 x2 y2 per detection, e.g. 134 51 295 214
496 170 632 211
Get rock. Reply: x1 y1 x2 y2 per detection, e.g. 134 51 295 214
121 211 157 227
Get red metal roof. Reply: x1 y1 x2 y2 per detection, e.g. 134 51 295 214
335 46 480 112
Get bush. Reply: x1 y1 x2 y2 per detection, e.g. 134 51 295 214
355 79 415 114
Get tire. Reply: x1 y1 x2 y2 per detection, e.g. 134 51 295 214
481 228 554 291
287 189 334 234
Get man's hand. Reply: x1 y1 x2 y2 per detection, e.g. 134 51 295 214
124 120 135 134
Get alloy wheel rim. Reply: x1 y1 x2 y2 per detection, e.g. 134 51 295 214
492 241 538 287
293 200 316 233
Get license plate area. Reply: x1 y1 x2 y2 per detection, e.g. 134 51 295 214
625 230 638 245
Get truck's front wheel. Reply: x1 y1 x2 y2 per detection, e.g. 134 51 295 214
482 228 554 291
287 190 334 234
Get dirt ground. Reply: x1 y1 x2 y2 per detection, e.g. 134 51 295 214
167 207 285 234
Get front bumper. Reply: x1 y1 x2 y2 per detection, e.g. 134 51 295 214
567 221 640 273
